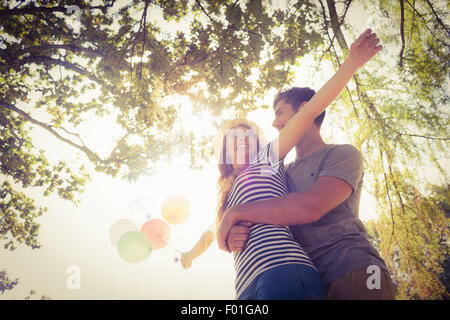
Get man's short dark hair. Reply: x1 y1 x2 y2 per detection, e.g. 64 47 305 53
272 87 326 128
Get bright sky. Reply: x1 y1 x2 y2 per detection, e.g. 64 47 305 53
2 2 433 300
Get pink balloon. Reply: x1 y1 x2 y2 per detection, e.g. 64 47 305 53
140 218 170 250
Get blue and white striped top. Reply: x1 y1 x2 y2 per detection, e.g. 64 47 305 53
226 142 316 299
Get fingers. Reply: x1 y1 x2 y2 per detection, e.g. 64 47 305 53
219 220 251 253
369 37 382 56
232 225 251 234
237 221 253 227
358 28 372 40
229 233 249 241
355 29 381 53
362 28 372 41
228 226 250 242
369 36 380 47
229 240 246 252
229 245 245 253
218 236 231 252
180 259 191 269
353 28 372 47
355 31 381 62
227 224 250 252
366 32 377 42
364 32 379 47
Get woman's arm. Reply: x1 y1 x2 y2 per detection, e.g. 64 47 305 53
272 29 382 160
180 228 215 268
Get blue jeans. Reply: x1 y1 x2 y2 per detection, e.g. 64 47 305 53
238 264 325 300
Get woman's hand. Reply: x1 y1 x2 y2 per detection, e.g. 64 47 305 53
180 252 192 269
347 28 382 69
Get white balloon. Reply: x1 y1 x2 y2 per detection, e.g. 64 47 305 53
109 219 138 246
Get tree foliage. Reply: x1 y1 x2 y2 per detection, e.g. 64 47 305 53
319 0 449 299
0 0 448 299
0 269 18 294
0 0 322 249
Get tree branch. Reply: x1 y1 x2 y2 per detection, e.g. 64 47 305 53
404 0 450 47
0 2 116 17
195 0 219 26
4 55 113 90
379 144 397 254
58 126 88 148
395 131 449 141
318 0 361 119
12 44 105 59
138 0 151 83
0 102 151 168
399 0 406 68
313 0 352 69
325 0 350 53
0 5 68 16
0 48 11 62
0 100 103 163
325 0 382 121
424 0 450 36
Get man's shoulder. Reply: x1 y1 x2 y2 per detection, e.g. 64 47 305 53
325 144 363 163
284 144 363 174
328 143 361 154
285 144 362 165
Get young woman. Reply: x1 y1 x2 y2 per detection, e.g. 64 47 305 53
181 29 382 300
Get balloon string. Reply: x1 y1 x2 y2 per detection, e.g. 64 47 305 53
168 242 181 253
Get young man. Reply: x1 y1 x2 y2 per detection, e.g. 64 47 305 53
216 40 395 299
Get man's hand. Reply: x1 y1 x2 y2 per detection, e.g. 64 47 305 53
216 207 240 252
348 28 382 68
227 221 252 253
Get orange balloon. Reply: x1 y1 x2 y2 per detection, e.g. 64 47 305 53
161 194 190 225
140 218 170 250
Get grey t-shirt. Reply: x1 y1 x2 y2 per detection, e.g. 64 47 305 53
285 144 388 288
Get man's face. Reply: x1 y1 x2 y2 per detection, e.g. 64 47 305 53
272 99 299 131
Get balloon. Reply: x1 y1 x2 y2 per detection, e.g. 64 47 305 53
161 194 190 225
140 218 170 250
117 231 152 263
109 219 138 246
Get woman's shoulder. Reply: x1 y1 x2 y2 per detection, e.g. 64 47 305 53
251 141 284 167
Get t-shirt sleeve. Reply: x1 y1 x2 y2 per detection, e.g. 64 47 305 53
319 144 364 193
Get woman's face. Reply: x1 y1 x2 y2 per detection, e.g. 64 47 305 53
224 126 259 170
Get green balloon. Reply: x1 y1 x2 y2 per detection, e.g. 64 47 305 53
117 231 152 263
